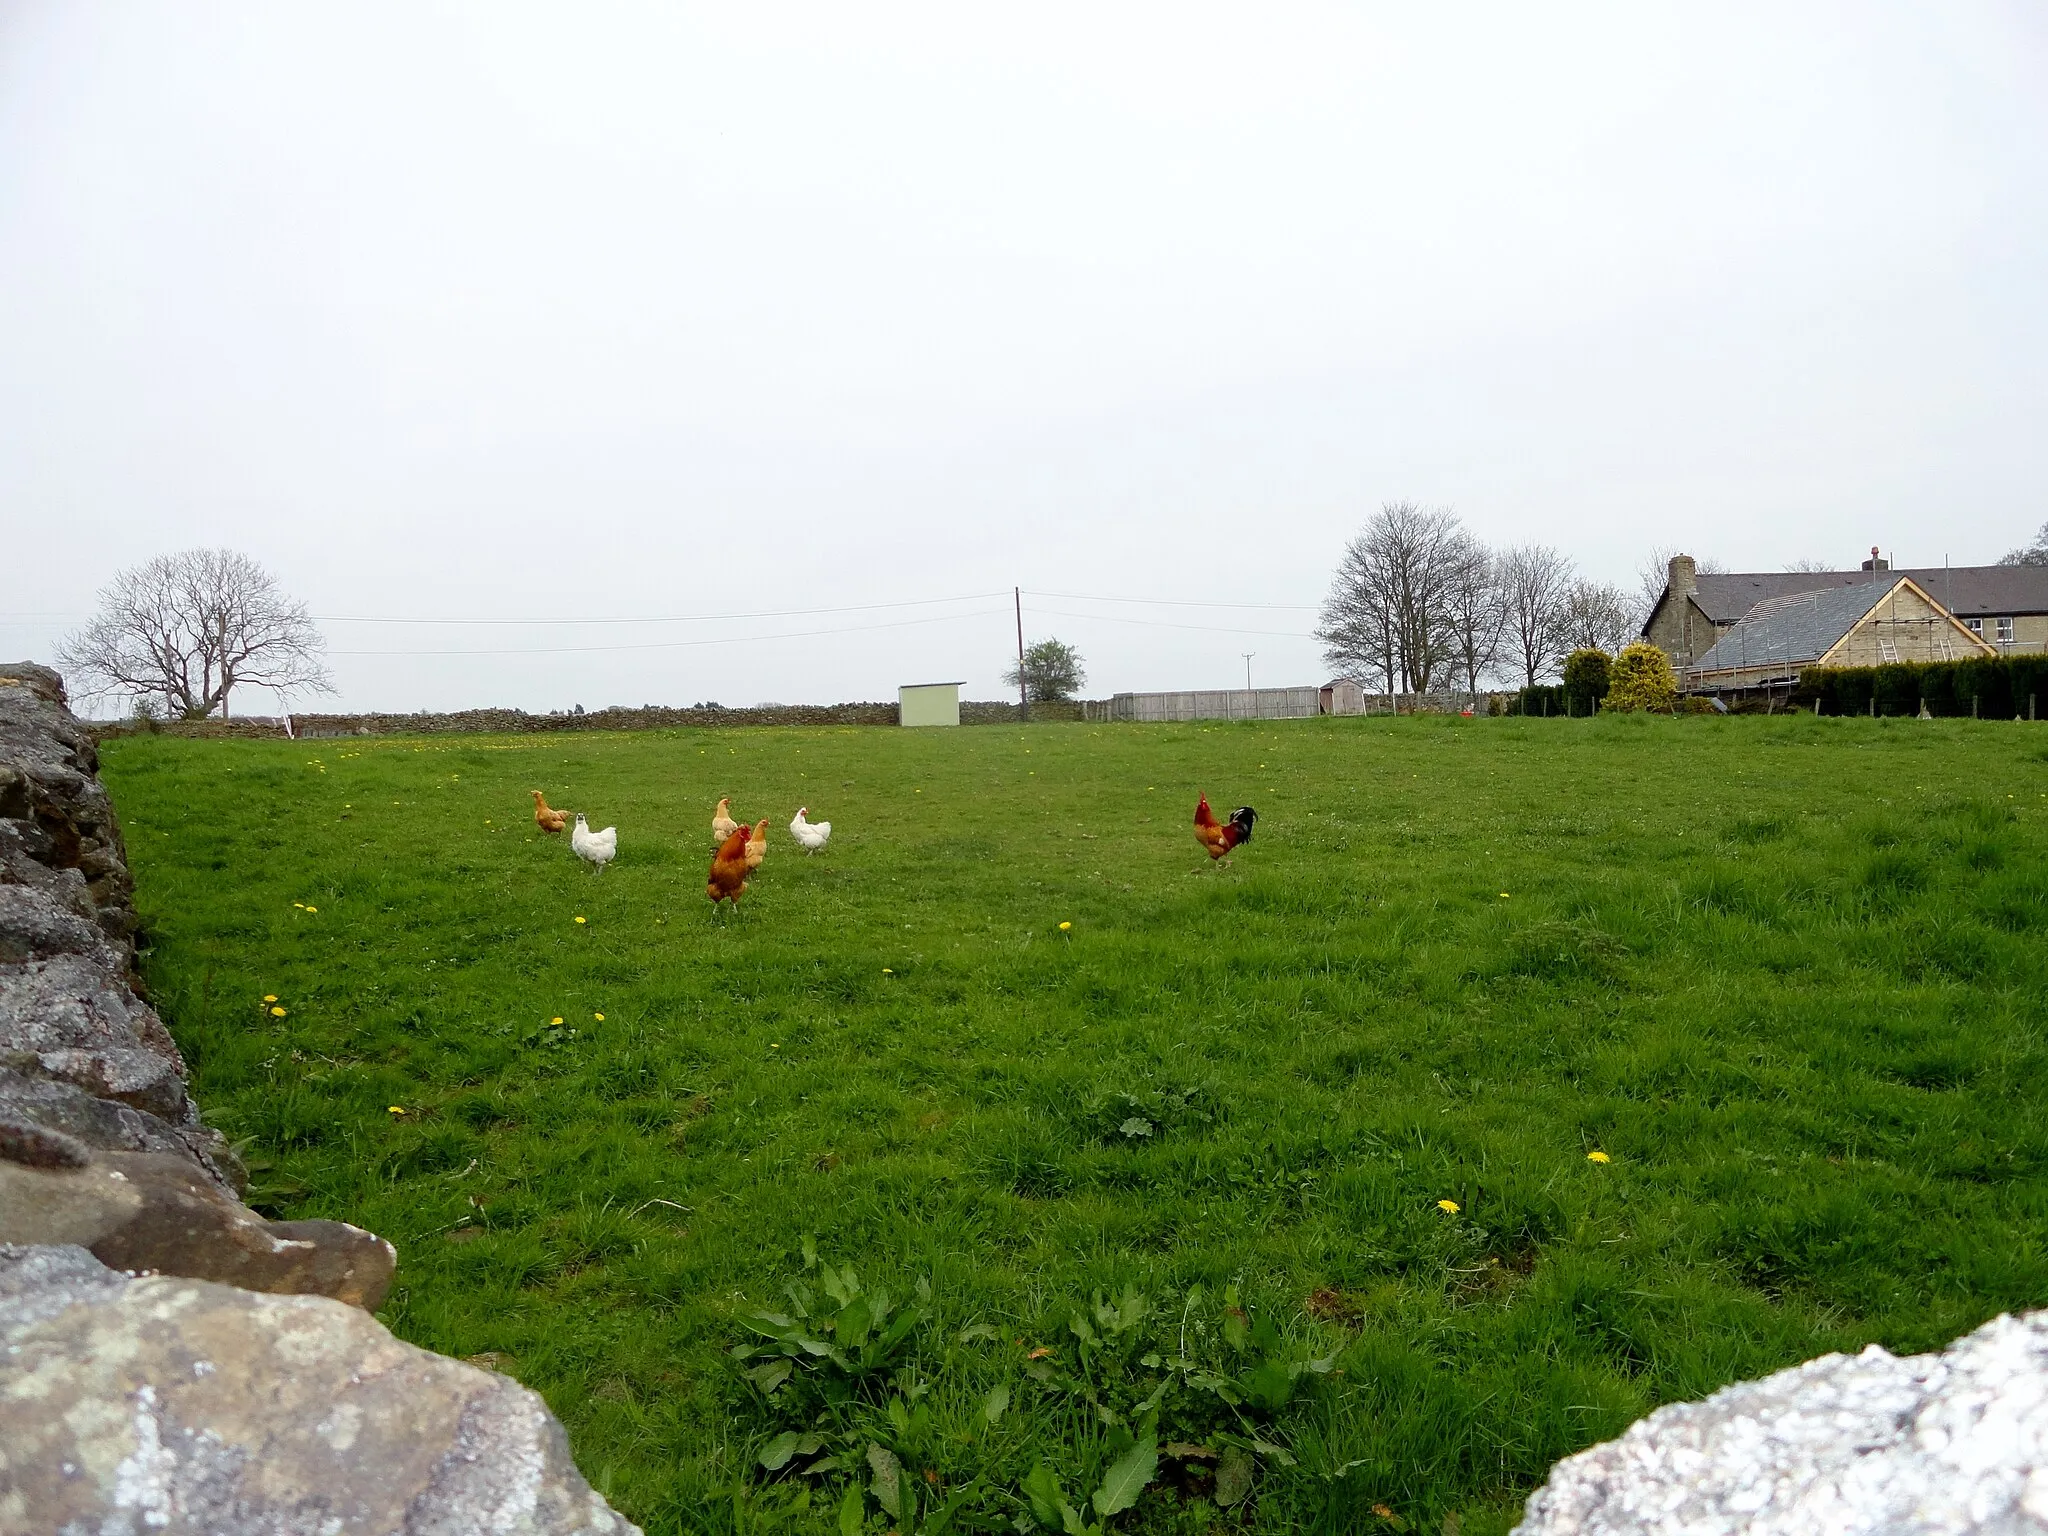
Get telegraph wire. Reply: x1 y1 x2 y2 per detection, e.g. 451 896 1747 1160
1023 589 1317 612
312 592 1010 626
1028 606 1313 640
328 607 1009 658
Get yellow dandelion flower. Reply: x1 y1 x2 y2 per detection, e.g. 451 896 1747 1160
1499 892 1511 899
882 967 894 974
263 994 278 1003
1437 1199 1460 1214
270 1006 287 1017
293 902 304 909
388 1106 405 1115
574 916 587 925
1587 1150 1611 1163
304 906 317 914
769 1042 780 1049
550 1016 563 1025
1059 921 1072 931
593 1012 604 1021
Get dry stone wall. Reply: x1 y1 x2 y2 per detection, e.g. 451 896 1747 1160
0 662 640 1534
104 697 1098 740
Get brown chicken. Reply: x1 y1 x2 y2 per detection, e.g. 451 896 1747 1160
531 790 570 834
707 825 751 906
744 818 769 872
712 797 741 842
1193 794 1257 860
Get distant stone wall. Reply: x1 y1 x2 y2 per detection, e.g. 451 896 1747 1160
99 697 1102 739
0 662 639 1534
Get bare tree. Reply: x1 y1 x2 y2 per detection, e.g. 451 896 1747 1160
2000 521 2048 567
1497 543 1574 687
58 550 332 720
1317 531 1399 697
1783 558 1835 573
1441 534 1507 695
1316 502 1467 695
1558 578 1635 657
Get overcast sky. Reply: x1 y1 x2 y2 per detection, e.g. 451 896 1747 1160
3 3 2044 714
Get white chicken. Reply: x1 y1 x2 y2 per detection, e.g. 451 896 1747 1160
571 813 617 873
789 806 831 854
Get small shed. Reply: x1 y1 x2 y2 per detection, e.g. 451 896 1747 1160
1320 679 1366 716
898 681 964 727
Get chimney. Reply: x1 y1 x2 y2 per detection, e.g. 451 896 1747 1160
1861 545 1889 573
1667 553 1698 596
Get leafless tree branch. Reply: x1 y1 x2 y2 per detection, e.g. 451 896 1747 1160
57 550 333 719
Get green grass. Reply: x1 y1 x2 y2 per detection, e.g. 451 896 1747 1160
99 714 2048 1534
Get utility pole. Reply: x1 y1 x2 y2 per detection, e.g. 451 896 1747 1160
1242 652 1255 691
1014 586 1030 723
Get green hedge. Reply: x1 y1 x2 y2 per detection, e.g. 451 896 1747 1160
1797 654 2048 718
1509 684 1568 716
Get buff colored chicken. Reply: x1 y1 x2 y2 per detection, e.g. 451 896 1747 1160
712 798 741 842
531 790 570 834
707 825 750 907
744 818 769 872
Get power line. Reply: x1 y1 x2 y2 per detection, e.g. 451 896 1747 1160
1028 605 1312 640
329 607 1008 658
313 592 1009 626
1025 589 1316 611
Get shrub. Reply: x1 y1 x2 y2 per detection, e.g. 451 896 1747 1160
1562 648 1611 716
1605 642 1678 713
1511 684 1566 717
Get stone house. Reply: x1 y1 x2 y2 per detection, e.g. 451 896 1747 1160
1644 553 2048 670
1686 576 1995 692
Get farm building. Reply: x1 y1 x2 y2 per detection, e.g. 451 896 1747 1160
897 681 963 727
1645 553 2048 668
1685 576 1995 693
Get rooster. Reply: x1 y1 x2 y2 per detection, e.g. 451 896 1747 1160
744 818 769 872
1193 795 1256 861
571 813 617 873
531 790 570 834
712 797 740 842
707 825 750 906
790 806 831 853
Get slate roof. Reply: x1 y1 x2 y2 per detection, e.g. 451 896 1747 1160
1681 566 2048 626
1691 582 1901 675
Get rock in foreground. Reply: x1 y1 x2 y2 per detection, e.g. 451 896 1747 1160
1515 1309 2048 1535
0 1243 642 1536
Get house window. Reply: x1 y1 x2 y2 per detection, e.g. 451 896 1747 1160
1997 616 2015 644
1965 617 1983 635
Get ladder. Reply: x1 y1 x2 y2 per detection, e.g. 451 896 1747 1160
1879 639 1901 664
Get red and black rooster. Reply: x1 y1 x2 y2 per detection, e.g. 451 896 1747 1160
1193 795 1257 861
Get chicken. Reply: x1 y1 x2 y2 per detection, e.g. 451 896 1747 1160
707 824 750 906
571 813 617 873
1193 794 1256 861
712 797 741 842
789 806 831 853
531 790 570 834
744 818 769 872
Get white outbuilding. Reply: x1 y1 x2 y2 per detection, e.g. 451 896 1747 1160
898 681 964 727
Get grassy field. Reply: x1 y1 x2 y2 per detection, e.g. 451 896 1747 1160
100 714 2048 1534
